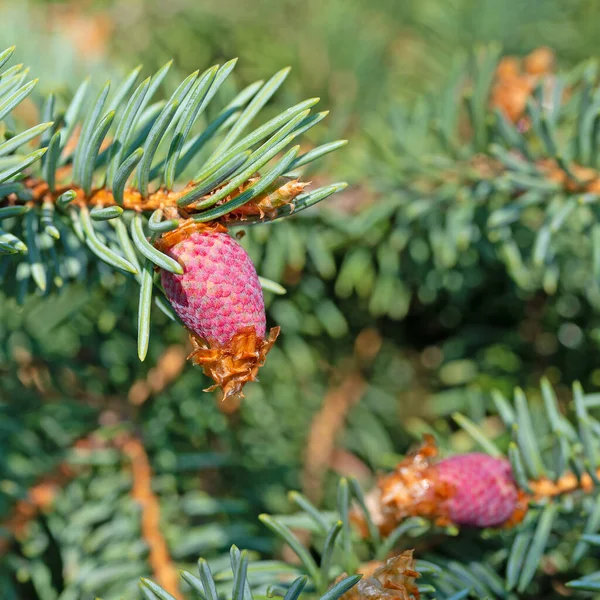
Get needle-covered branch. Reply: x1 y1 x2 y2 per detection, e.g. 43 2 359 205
0 46 347 397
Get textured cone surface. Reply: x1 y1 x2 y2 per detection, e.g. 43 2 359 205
161 230 266 346
433 453 519 527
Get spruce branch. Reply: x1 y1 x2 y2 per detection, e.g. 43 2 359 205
257 478 469 600
0 45 347 398
139 538 363 600
354 45 600 317
347 379 600 594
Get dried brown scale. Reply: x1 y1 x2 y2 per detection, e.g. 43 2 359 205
221 177 310 220
523 47 555 76
537 158 600 193
490 47 556 125
529 471 600 498
364 434 458 533
187 325 280 402
23 179 217 211
153 218 229 250
340 552 421 600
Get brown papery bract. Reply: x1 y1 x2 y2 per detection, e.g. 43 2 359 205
340 552 421 600
188 325 280 403
491 47 556 125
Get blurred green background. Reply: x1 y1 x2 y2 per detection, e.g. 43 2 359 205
2 0 600 598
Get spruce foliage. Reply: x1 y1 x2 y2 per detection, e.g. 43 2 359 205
3 2 600 600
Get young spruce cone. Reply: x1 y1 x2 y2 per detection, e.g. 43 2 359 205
360 435 525 532
433 453 520 527
159 221 279 402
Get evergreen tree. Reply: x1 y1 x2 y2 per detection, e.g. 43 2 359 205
2 2 600 599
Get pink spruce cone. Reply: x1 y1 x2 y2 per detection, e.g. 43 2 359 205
433 453 519 527
161 229 266 345
159 222 278 402
365 436 526 534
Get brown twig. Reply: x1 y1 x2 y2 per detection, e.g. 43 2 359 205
128 344 188 406
302 329 383 504
0 464 77 555
302 372 367 504
0 432 182 598
529 470 600 499
0 436 100 556
17 172 308 222
25 178 205 210
117 436 182 599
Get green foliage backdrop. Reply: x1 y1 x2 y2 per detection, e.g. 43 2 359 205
2 1 600 599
